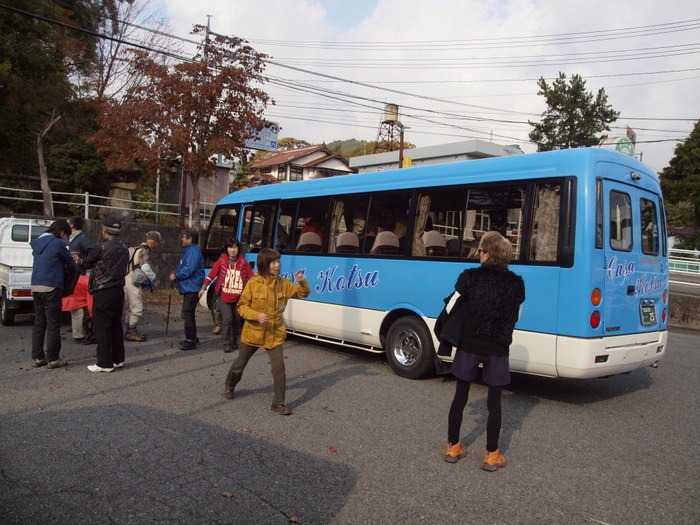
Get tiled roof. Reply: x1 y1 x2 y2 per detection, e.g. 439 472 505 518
250 145 327 168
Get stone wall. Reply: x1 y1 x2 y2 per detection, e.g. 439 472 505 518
668 293 700 330
82 219 197 285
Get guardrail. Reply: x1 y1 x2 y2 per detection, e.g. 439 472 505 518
0 185 216 226
669 248 700 274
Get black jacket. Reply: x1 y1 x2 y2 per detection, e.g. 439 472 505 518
82 236 129 294
451 264 525 357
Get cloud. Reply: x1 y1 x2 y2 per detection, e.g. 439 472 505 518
158 0 700 171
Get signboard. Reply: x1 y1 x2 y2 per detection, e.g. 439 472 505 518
599 136 635 157
244 122 279 151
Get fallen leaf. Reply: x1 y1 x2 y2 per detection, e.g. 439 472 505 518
289 516 299 523
328 447 337 453
222 491 235 498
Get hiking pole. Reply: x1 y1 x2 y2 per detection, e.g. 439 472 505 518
165 280 174 335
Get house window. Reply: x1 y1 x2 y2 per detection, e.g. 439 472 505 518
290 167 303 181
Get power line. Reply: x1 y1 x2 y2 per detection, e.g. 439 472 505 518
2 3 692 148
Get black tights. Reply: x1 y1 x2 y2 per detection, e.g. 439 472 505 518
447 379 502 452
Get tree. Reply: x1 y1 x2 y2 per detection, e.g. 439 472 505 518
660 119 700 228
76 0 177 101
0 0 120 213
277 137 311 150
92 25 271 228
528 72 619 151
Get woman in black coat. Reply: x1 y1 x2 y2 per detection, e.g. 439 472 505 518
443 231 525 471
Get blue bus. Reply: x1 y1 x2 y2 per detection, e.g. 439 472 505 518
203 147 668 379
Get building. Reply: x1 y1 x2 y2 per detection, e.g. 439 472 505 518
249 145 356 184
349 139 523 173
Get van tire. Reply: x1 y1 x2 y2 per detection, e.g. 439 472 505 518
385 317 435 379
1 288 16 326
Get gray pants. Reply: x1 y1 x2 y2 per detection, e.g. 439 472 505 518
217 297 240 350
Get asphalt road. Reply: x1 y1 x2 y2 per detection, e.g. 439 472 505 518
1 299 698 525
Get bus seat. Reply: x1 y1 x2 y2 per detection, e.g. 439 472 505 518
446 238 462 257
370 231 400 255
296 232 322 252
422 230 446 256
336 231 360 253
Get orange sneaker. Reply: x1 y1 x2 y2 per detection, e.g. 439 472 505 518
482 449 506 471
444 441 467 463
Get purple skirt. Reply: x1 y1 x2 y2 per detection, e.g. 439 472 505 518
450 351 510 386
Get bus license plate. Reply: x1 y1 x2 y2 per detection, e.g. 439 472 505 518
640 301 657 325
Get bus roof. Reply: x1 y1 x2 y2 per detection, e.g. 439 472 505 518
219 147 655 205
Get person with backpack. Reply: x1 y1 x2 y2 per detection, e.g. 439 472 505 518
124 231 161 342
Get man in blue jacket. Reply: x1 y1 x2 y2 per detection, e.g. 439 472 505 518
30 219 75 369
169 228 205 350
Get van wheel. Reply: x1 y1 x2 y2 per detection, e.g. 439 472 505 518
385 317 435 379
1 289 16 326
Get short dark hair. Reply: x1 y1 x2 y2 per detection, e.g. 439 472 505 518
48 219 71 239
181 228 199 244
256 248 280 276
220 237 241 254
68 216 84 230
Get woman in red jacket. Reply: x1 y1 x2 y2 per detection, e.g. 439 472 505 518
199 238 253 353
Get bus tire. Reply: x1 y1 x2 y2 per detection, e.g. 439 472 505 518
385 317 435 379
1 288 16 326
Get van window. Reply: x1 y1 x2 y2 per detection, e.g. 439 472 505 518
11 225 48 242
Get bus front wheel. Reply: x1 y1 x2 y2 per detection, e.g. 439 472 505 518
385 317 435 379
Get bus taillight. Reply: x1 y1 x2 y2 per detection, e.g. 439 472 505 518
590 310 601 329
662 308 667 323
591 288 602 306
663 289 668 303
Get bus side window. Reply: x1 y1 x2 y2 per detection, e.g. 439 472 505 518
610 191 632 252
529 183 561 262
640 198 659 255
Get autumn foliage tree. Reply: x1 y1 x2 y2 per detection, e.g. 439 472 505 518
92 25 271 228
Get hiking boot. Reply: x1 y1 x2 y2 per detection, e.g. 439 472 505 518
223 346 232 353
179 339 198 351
271 403 292 415
125 329 146 342
47 358 67 369
87 364 114 373
222 386 235 399
31 358 47 368
74 337 92 345
444 441 467 463
482 449 506 472
212 325 222 335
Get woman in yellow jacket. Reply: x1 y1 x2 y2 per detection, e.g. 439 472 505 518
222 248 310 415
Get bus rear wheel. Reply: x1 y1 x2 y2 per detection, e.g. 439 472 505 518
385 317 435 379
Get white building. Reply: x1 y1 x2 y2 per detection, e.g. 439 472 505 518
349 139 523 173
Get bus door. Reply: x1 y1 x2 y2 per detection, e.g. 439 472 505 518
601 173 667 336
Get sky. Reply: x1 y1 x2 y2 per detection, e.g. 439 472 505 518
150 0 700 173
